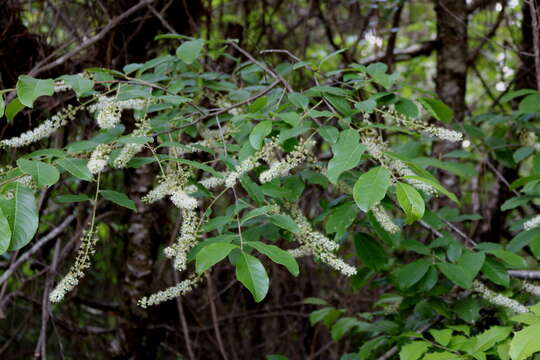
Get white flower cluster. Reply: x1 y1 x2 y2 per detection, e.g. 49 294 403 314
288 245 312 258
96 102 121 129
372 205 400 234
142 177 177 203
424 126 463 143
473 280 529 313
50 230 99 303
113 117 150 168
1 105 77 148
523 281 540 296
362 136 385 161
524 215 540 231
170 189 198 209
289 205 356 276
138 275 201 308
16 175 35 189
87 144 112 174
225 156 260 188
185 176 225 194
389 159 435 194
259 140 313 183
164 209 199 271
54 80 71 93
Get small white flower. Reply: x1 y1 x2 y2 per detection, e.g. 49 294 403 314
523 281 540 296
170 190 198 209
473 280 529 313
424 126 463 142
524 215 540 231
96 102 121 129
87 144 112 174
372 205 400 234
138 276 201 308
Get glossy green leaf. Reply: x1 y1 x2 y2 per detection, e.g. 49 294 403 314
396 182 425 224
0 183 39 251
100 190 136 211
248 241 299 276
354 233 387 271
17 159 60 188
402 176 459 205
481 258 510 287
235 251 269 302
196 242 238 274
395 260 430 289
395 98 419 118
16 76 54 108
0 207 12 254
0 94 4 118
59 74 94 97
5 98 25 122
288 92 309 110
331 317 359 341
176 39 204 64
269 214 299 233
56 158 93 181
353 166 391 212
418 97 453 123
399 341 431 360
509 323 540 360
327 129 366 184
249 120 272 149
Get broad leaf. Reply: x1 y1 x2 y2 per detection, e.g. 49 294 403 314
176 39 204 64
249 120 272 149
396 182 425 224
418 97 453 123
0 183 39 251
395 260 430 289
270 214 299 233
327 129 366 184
100 190 136 210
353 166 391 212
399 341 431 360
56 158 93 181
16 76 55 108
196 242 238 274
17 159 60 188
354 233 387 271
248 241 299 276
0 207 12 254
59 74 94 97
509 323 540 360
235 251 269 302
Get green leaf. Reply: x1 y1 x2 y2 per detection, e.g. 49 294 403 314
475 326 512 352
17 159 60 188
288 92 309 110
6 98 25 122
56 158 93 181
509 323 540 360
500 89 536 103
418 97 453 123
518 94 540 114
325 201 358 235
277 112 301 127
508 227 540 252
399 341 431 360
437 262 472 288
0 183 39 251
176 39 204 64
481 258 510 287
55 194 92 203
396 182 425 224
59 74 94 97
247 241 299 276
100 190 136 210
486 249 527 269
0 207 12 254
16 76 54 108
395 260 430 289
327 129 366 184
331 317 359 341
269 214 299 233
317 126 339 144
429 329 453 347
353 166 391 212
0 94 4 118
355 98 377 113
309 307 343 326
235 251 269 302
402 176 459 205
354 233 387 271
249 120 272 149
395 98 419 118
195 242 238 274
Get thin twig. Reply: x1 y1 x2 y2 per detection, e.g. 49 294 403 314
508 270 540 279
205 273 229 360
